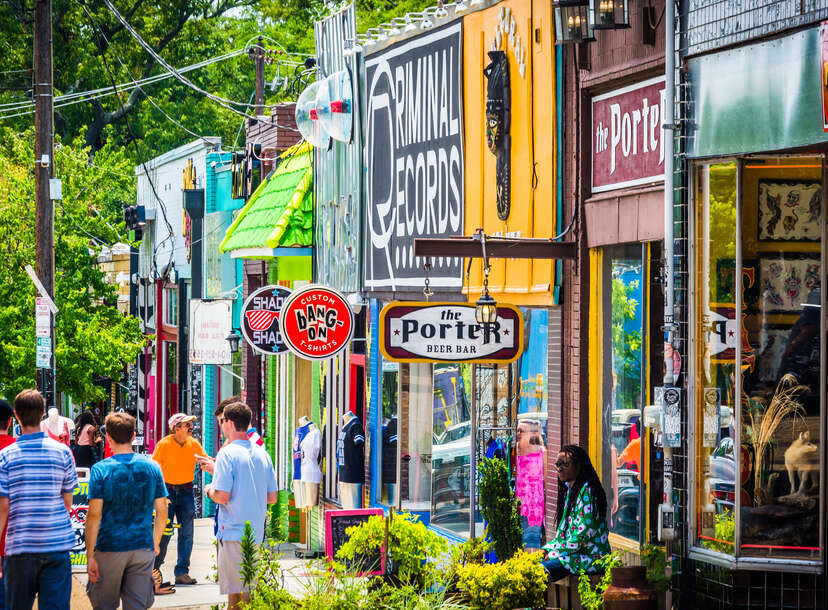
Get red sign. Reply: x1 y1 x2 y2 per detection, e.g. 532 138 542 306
279 284 354 360
592 76 666 193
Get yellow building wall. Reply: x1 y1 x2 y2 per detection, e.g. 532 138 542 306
463 0 557 306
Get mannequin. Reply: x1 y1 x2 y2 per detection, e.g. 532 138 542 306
337 410 365 509
41 407 74 446
299 422 322 507
292 417 312 509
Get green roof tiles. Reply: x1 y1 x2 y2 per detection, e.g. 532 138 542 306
219 141 313 253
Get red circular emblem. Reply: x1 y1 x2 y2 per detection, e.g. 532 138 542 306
279 284 354 360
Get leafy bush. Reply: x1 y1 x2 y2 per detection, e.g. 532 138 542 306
444 537 491 592
477 457 523 561
335 512 449 590
456 549 546 610
641 544 670 592
576 552 622 610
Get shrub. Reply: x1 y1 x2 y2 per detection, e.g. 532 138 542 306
456 549 546 610
477 457 523 561
335 512 449 590
641 544 670 592
576 552 622 610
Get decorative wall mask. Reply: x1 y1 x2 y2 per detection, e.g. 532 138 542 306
484 50 511 221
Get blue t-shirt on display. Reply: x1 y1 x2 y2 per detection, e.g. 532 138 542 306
212 439 278 543
293 423 310 480
88 453 168 553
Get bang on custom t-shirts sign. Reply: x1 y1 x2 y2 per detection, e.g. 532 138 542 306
365 21 464 292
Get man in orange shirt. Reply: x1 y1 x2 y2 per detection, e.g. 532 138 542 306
151 413 207 585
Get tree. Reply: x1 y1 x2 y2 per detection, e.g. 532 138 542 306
0 127 146 403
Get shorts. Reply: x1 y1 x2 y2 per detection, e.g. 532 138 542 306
86 549 154 610
217 539 246 595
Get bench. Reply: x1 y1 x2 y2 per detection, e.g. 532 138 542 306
547 574 602 610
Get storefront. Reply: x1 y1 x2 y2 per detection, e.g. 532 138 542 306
676 23 827 607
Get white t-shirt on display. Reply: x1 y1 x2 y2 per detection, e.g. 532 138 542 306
299 426 322 484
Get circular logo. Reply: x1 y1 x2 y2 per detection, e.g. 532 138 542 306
279 284 354 360
240 285 293 355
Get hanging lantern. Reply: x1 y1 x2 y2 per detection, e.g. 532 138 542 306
592 0 630 29
553 1 594 44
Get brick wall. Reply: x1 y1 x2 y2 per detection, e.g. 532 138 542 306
546 307 563 533
245 102 301 156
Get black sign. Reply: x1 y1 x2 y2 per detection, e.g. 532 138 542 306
324 509 385 575
365 22 464 292
240 285 292 355
190 365 203 517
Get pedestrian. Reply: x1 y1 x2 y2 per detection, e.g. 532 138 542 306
151 413 208 586
541 444 611 583
85 412 168 610
204 402 277 610
0 389 77 610
72 422 103 469
0 399 16 610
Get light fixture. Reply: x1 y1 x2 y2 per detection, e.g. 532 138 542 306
420 10 434 29
376 26 389 42
553 1 595 44
435 1 448 18
389 17 405 36
475 287 498 326
591 0 629 29
404 14 419 32
454 0 469 14
226 330 241 354
363 30 377 47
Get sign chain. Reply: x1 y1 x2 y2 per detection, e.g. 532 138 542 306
423 259 434 301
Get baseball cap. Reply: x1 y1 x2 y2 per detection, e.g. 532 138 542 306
169 413 197 428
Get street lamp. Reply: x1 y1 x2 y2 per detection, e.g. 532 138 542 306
592 0 629 29
553 1 594 44
475 287 497 326
226 330 241 354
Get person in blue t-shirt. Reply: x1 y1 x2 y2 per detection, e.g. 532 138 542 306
85 412 168 610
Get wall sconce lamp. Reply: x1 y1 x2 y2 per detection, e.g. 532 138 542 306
226 330 241 354
553 1 595 44
592 0 630 29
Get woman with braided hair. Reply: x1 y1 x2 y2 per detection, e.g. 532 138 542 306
541 445 611 582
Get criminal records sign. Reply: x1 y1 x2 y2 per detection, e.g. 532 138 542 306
365 22 464 292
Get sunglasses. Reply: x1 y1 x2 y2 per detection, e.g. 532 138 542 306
554 460 571 470
178 423 193 430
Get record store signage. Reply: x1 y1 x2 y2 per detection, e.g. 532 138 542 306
241 285 293 355
379 302 524 363
365 22 464 292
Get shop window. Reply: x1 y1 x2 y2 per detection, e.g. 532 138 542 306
380 361 400 505
693 158 823 561
431 363 472 536
164 286 178 326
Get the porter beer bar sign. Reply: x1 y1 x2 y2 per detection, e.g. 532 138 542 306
379 302 523 363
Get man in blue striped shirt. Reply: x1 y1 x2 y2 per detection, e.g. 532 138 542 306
0 390 77 610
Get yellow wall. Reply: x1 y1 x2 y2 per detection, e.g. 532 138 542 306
463 0 558 306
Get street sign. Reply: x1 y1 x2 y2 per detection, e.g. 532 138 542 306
279 284 354 361
241 285 293 355
379 302 524 363
36 297 50 337
36 336 51 368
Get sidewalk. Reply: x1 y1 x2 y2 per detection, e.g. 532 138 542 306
70 518 316 609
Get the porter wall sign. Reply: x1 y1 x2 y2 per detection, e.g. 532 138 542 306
365 22 464 291
379 302 523 363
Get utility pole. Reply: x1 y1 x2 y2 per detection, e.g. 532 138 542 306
254 35 265 114
34 0 56 408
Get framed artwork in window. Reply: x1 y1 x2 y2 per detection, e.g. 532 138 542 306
757 180 821 242
758 254 820 314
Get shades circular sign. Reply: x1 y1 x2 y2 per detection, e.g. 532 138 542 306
241 285 293 355
279 284 354 360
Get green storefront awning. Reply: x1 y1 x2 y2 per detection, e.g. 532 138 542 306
219 141 313 257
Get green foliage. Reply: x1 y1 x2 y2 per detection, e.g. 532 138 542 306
702 510 735 555
455 549 546 610
477 457 522 561
0 129 146 403
444 537 491 591
576 552 622 610
335 512 448 590
267 499 290 544
240 521 258 590
641 544 670 592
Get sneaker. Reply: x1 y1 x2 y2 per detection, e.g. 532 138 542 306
175 574 197 585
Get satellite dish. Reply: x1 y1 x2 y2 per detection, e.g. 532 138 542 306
317 69 354 143
295 81 330 149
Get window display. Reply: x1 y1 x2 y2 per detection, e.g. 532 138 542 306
693 158 823 560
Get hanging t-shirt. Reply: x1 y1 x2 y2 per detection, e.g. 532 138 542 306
336 416 365 484
516 450 545 527
299 425 322 484
292 423 311 481
381 417 397 485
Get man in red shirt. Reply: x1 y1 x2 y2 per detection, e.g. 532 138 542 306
0 399 16 610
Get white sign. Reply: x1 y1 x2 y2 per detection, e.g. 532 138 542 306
36 297 50 337
189 299 233 365
36 337 51 368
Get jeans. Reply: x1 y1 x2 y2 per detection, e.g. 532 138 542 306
521 515 543 549
0 570 5 610
155 486 195 577
3 551 71 610
542 558 574 583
